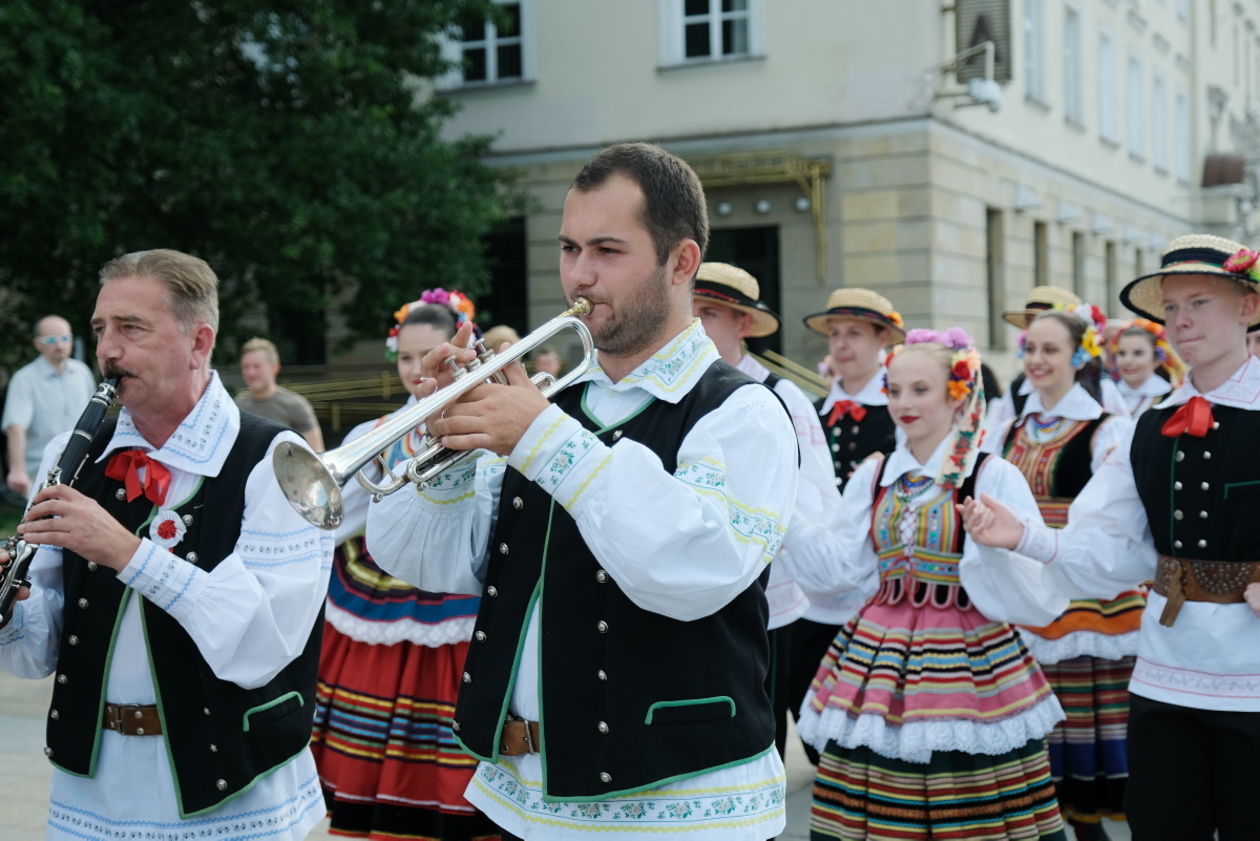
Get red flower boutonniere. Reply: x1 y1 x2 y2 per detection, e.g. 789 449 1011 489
148 508 187 550
1224 248 1260 282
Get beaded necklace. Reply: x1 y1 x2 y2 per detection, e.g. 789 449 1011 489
1030 413 1070 436
894 472 934 502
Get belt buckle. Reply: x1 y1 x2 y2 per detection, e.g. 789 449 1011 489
503 714 536 755
105 703 125 733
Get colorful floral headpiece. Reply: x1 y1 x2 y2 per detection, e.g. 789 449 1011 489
1112 317 1187 385
1224 248 1260 282
1016 302 1105 368
888 311 904 328
884 326 986 490
385 288 477 360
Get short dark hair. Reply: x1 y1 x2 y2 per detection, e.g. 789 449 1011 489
401 303 458 340
572 142 709 268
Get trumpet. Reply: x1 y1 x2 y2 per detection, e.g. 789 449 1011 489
273 298 596 529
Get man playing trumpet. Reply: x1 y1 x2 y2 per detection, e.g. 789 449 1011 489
366 142 799 840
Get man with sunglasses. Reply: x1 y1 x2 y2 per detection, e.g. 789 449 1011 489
3 315 96 497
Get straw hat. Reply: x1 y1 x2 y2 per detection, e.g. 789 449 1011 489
1120 233 1260 327
802 288 905 345
1002 286 1083 328
693 262 781 338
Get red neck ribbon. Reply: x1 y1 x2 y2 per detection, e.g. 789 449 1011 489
828 399 868 426
104 449 172 505
1160 395 1215 438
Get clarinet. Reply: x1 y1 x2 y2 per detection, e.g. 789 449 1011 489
0 377 119 622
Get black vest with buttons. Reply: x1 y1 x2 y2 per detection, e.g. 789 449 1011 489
1132 404 1260 561
46 413 323 817
817 398 896 491
1002 415 1106 498
455 361 776 800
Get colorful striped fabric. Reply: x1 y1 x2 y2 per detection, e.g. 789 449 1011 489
812 738 1067 840
1040 655 1133 822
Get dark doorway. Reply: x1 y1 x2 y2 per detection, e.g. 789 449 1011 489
476 216 528 334
706 225 781 355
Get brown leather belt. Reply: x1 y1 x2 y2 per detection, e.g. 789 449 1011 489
1153 555 1260 627
103 703 163 736
499 716 540 756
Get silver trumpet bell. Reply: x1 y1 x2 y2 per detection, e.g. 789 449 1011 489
273 298 595 529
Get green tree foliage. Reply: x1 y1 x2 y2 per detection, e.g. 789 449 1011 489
0 0 513 368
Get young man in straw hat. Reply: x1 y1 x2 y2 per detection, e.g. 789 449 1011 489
780 287 904 763
986 286 1130 438
692 261 840 757
963 233 1260 841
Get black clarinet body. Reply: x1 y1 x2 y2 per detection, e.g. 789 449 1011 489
0 377 119 621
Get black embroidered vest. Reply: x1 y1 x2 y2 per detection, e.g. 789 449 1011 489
817 397 896 491
47 413 323 817
454 361 777 800
1002 415 1107 499
1132 404 1260 561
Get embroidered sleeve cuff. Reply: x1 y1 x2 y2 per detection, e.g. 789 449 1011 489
1015 520 1058 564
117 538 203 616
508 404 609 508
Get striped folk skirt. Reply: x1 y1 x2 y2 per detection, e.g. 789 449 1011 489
1039 654 1133 822
811 738 1067 840
311 621 501 840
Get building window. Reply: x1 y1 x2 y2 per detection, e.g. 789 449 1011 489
986 208 1006 349
659 0 764 66
1024 0 1045 101
1034 220 1049 288
1072 231 1086 295
1153 74 1169 171
1128 56 1144 159
1064 6 1083 122
1175 90 1191 182
443 1 528 87
1105 240 1118 308
1099 32 1118 142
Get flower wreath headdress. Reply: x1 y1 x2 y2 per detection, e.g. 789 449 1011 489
884 326 986 490
1111 317 1187 386
385 288 477 360
1016 301 1106 369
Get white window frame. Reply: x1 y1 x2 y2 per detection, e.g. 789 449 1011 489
1024 0 1046 102
658 0 766 67
438 0 533 89
1152 74 1169 171
1063 5 1083 123
1099 31 1119 142
1128 54 1144 159
1174 90 1191 183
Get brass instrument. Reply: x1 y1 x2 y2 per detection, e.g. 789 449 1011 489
0 378 119 622
274 298 596 530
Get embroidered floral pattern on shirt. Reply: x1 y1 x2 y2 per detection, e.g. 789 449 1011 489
470 762 786 833
615 320 718 396
536 429 600 495
237 527 332 571
675 458 786 562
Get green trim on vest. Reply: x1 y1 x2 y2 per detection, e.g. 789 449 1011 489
643 696 736 725
579 382 657 431
242 691 304 732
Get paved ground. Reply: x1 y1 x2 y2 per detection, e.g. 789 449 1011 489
2 669 1130 839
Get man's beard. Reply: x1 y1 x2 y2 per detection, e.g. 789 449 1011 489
591 265 672 357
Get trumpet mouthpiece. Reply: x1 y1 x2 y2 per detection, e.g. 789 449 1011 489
569 297 592 316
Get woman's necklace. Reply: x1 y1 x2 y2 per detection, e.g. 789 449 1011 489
894 472 934 502
1031 413 1069 435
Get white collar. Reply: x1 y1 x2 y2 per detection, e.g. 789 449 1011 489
1157 355 1260 411
1018 382 1103 422
820 368 888 412
1117 373 1172 398
735 353 770 383
96 371 241 478
878 435 959 487
576 319 719 404
32 355 74 378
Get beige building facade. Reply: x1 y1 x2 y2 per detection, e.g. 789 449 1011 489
433 0 1260 376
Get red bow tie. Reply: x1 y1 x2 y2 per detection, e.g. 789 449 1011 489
105 449 172 505
1161 395 1215 438
828 400 868 426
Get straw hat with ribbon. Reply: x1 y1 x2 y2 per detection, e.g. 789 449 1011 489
1002 286 1083 328
803 288 906 345
693 262 780 338
1120 233 1260 328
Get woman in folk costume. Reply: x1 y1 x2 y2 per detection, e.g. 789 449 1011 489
990 303 1141 841
1112 319 1185 416
311 290 500 841
786 327 1070 841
